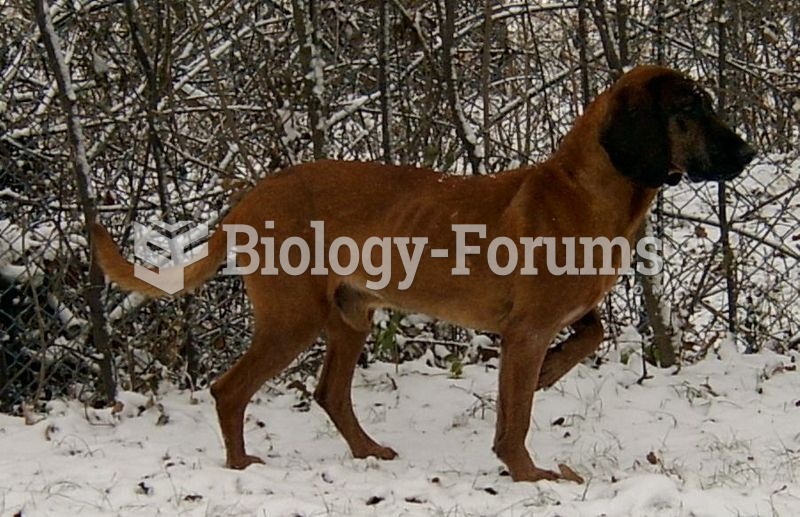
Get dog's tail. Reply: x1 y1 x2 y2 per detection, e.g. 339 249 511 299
90 222 229 297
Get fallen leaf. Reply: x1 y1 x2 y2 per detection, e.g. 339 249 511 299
366 496 384 505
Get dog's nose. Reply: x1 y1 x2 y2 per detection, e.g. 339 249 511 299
738 143 756 165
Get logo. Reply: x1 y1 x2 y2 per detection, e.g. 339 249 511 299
127 219 664 293
133 221 208 294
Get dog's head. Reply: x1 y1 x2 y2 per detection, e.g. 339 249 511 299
600 66 756 188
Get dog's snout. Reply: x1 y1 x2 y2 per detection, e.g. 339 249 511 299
738 143 756 165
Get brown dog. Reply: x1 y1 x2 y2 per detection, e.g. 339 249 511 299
92 66 754 482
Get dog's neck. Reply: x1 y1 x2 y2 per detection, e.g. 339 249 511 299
548 92 659 240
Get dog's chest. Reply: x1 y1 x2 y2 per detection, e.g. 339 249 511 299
559 275 617 327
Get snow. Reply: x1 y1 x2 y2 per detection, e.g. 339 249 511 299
309 55 325 99
1 345 798 516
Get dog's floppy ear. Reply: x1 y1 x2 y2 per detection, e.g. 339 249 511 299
600 82 672 188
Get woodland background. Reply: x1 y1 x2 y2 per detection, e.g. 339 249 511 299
1 0 798 412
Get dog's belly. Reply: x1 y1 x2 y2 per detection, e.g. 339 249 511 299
373 275 514 332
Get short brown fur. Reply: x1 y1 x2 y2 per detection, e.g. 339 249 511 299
92 66 753 482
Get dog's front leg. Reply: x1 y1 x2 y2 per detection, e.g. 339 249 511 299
493 326 561 482
537 309 604 390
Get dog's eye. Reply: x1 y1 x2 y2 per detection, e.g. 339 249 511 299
677 99 701 116
671 103 691 117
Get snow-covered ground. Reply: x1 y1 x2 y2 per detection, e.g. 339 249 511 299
1 343 798 516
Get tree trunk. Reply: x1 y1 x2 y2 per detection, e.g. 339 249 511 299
292 0 327 160
637 225 676 367
34 0 116 403
439 0 482 173
378 0 392 163
716 0 738 335
481 0 492 169
577 0 591 107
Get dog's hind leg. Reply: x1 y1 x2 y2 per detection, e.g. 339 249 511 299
314 307 398 460
210 281 328 469
537 309 604 390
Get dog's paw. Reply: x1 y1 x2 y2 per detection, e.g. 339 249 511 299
510 466 561 483
557 463 585 484
354 444 398 460
226 454 265 470
373 445 398 460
